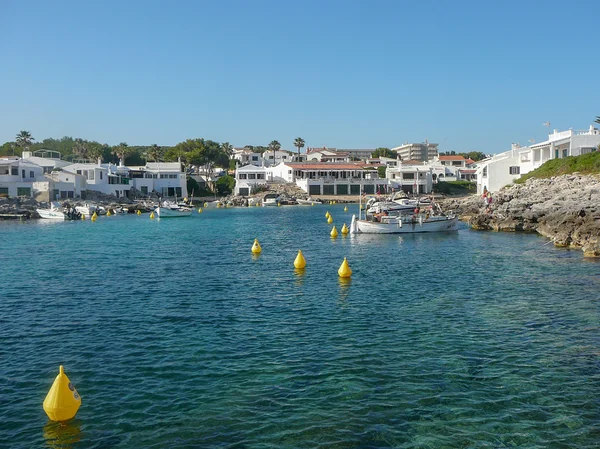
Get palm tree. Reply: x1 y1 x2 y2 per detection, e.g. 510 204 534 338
221 142 234 158
15 130 34 153
595 116 600 125
72 138 88 161
268 140 281 164
112 142 129 165
146 143 163 162
294 137 305 161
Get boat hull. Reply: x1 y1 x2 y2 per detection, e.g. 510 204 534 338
351 215 458 234
155 207 192 218
296 199 321 206
36 209 66 220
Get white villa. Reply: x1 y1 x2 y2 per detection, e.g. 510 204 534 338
476 125 600 193
0 157 46 198
129 162 188 198
385 160 434 194
391 142 439 162
234 165 268 196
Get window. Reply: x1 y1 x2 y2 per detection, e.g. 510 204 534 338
88 170 95 180
248 174 256 179
160 174 167 179
562 149 568 158
482 167 487 178
0 166 8 175
77 170 82 175
252 156 258 161
0 187 8 195
403 173 414 180
238 174 247 179
452 161 462 166
257 174 265 180
11 167 18 175
509 166 520 175
100 172 103 180
30 171 34 178
141 186 148 195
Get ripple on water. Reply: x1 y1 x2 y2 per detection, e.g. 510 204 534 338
0 208 599 448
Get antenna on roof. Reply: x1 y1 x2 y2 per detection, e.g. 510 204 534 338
542 122 550 128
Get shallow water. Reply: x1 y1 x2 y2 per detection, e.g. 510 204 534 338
1 205 599 448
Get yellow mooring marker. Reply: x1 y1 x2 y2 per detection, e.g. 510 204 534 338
338 257 352 278
293 250 306 269
43 366 81 422
251 238 262 254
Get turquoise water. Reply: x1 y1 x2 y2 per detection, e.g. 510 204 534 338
1 205 599 448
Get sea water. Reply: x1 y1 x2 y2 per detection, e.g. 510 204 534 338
0 205 599 448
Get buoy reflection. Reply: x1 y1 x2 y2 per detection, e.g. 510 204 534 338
43 420 81 449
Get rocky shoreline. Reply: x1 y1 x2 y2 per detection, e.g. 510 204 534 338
439 173 600 257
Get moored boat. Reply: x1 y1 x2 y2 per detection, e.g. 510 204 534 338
155 201 192 218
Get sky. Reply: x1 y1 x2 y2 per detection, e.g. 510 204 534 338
1 0 599 154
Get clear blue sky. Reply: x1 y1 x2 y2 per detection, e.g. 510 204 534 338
1 0 598 154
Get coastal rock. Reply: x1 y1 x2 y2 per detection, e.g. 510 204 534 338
453 173 600 257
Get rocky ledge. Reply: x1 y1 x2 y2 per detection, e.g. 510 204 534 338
439 174 600 257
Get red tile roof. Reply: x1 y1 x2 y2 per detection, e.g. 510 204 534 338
439 155 466 161
286 162 368 170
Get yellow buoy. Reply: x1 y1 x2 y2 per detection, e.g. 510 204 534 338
344 206 348 212
203 202 208 207
327 215 333 224
251 238 262 254
341 223 349 235
325 211 330 218
198 208 203 213
106 210 112 217
338 257 352 278
136 210 141 215
333 201 337 204
150 211 155 219
277 202 281 207
43 365 81 422
81 214 85 221
330 225 338 238
293 250 306 269
91 212 97 222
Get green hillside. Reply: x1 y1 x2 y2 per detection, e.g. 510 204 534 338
516 151 600 184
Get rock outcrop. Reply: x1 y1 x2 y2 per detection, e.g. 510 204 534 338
439 174 600 257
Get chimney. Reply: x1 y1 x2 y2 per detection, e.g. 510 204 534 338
98 157 102 166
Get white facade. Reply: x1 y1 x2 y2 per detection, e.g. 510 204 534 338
263 150 294 166
234 165 268 196
232 148 262 166
386 161 434 194
476 125 600 193
0 158 46 197
63 162 132 198
130 162 187 198
391 142 439 162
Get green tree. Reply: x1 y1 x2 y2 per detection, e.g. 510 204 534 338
294 137 305 159
145 144 163 162
595 116 600 125
268 140 281 163
215 175 235 195
371 147 397 159
112 142 131 164
377 166 387 178
16 130 34 153
221 142 233 158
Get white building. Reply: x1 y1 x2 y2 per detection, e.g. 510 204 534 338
263 149 294 166
63 160 132 198
391 142 439 162
385 160 433 194
306 148 350 163
234 165 268 196
476 125 600 193
0 157 46 198
129 162 188 198
232 148 262 166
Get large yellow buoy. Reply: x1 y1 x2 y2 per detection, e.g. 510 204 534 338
198 208 203 213
341 223 349 235
338 257 352 278
43 365 81 422
293 250 306 269
327 215 333 224
81 214 85 221
325 211 330 218
330 225 338 238
136 209 141 215
150 211 155 219
251 238 262 254
203 202 208 208
106 210 112 217
91 212 97 222
344 206 348 212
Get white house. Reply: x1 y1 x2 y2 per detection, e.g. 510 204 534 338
128 162 187 198
286 162 387 196
391 142 439 162
63 160 132 198
305 148 350 163
234 164 268 196
232 148 262 166
0 157 47 198
385 160 433 194
476 125 600 193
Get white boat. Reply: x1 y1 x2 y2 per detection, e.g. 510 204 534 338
296 197 321 206
37 202 66 220
350 201 458 234
155 201 192 218
262 193 280 207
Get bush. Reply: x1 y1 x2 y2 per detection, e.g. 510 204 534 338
435 181 476 195
516 150 600 184
215 175 235 195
